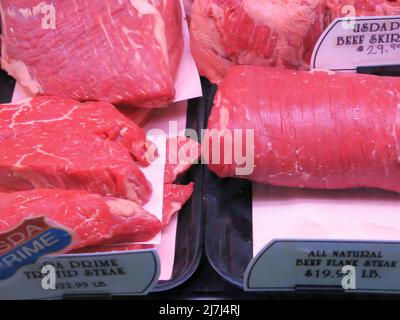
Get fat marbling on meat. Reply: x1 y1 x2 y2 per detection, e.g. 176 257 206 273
0 0 183 107
0 96 156 165
190 0 400 83
0 189 161 252
0 121 152 204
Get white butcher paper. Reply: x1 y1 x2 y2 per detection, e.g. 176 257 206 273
173 0 203 102
137 134 166 245
150 100 188 281
253 183 400 257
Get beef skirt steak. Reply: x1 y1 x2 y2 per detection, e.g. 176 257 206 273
190 0 400 83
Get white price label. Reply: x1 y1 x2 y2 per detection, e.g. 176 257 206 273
312 16 400 71
0 250 160 300
244 241 400 293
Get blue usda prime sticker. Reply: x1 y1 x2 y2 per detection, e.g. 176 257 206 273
0 217 72 280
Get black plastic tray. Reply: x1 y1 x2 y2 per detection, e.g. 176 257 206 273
203 67 400 291
202 81 253 289
154 92 206 292
0 69 205 293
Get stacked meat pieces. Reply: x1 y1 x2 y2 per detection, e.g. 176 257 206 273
0 97 197 252
0 0 196 254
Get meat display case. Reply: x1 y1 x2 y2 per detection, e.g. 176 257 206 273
2 72 400 299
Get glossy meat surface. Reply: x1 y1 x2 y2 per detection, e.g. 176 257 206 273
0 96 155 165
191 0 400 83
207 66 400 192
0 0 183 107
0 121 152 204
0 189 161 252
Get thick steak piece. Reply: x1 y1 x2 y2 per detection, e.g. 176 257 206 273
0 189 161 252
0 96 155 165
69 183 195 254
190 0 400 83
0 122 152 204
0 0 183 108
206 66 400 193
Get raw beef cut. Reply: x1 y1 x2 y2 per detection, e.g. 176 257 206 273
327 0 400 19
72 182 194 253
70 137 198 254
206 65 400 193
163 137 197 225
71 244 154 254
0 96 155 165
65 137 197 254
184 0 194 23
190 0 327 83
163 183 194 227
190 0 400 83
119 106 155 127
0 0 183 107
71 181 194 254
0 122 152 204
0 189 161 252
69 184 194 253
165 136 201 184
